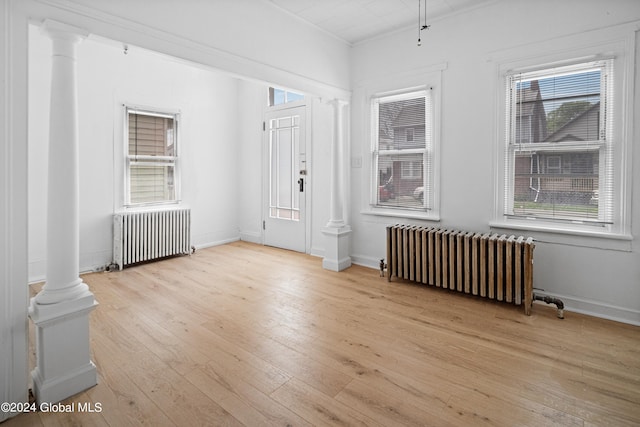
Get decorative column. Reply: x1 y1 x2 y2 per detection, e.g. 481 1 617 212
28 20 97 405
322 99 352 271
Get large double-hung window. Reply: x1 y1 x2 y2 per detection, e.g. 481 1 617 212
503 60 614 226
125 108 180 206
372 89 433 211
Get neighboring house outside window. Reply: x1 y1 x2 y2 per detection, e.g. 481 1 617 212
372 89 433 209
125 107 180 206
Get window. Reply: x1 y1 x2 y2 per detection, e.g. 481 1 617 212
401 161 422 179
406 128 415 142
372 89 432 210
268 87 304 106
504 60 613 225
546 156 561 174
125 108 179 206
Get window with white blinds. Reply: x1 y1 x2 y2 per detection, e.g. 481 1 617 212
372 89 432 210
504 60 614 225
125 108 179 206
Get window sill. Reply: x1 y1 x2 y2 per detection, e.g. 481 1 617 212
489 218 632 251
121 202 183 213
361 207 440 222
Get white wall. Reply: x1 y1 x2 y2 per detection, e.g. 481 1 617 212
309 99 334 257
349 0 640 324
236 79 267 245
29 26 244 280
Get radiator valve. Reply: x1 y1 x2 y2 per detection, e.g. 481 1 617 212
379 259 387 277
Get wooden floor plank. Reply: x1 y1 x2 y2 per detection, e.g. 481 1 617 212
185 366 312 427
271 378 383 427
5 241 640 426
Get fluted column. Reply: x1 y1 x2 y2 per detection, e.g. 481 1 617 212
29 19 97 405
322 99 351 271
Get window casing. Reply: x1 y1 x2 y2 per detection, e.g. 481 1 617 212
371 89 433 211
125 108 180 206
503 60 614 226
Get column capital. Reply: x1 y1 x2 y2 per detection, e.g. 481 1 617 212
41 19 88 46
328 98 349 108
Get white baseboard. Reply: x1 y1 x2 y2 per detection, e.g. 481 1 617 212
322 257 352 272
538 292 640 326
309 246 324 258
350 253 382 270
239 231 261 244
194 236 240 250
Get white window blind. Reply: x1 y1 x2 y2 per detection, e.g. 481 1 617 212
372 89 432 209
504 60 614 224
126 108 179 206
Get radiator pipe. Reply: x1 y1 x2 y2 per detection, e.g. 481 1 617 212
533 292 565 319
105 263 119 273
379 259 386 277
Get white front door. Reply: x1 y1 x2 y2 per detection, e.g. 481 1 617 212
263 105 307 252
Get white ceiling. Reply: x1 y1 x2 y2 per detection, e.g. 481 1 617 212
266 0 497 44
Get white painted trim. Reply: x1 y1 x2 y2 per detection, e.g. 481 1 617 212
0 0 29 421
34 0 351 100
490 220 633 252
491 22 637 239
321 226 352 272
239 232 261 245
322 257 352 272
309 246 325 259
304 100 314 255
359 67 443 222
193 237 241 251
350 254 382 271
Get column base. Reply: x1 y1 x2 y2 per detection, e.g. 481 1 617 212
31 362 97 406
322 225 352 272
29 293 98 405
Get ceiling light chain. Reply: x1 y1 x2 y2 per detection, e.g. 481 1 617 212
417 0 430 46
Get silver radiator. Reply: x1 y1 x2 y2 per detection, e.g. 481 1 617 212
113 208 191 270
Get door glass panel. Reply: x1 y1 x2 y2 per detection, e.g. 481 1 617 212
270 129 277 208
292 127 300 211
277 128 293 209
279 117 292 128
269 114 300 221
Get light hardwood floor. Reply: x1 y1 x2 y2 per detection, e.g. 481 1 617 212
4 241 640 426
